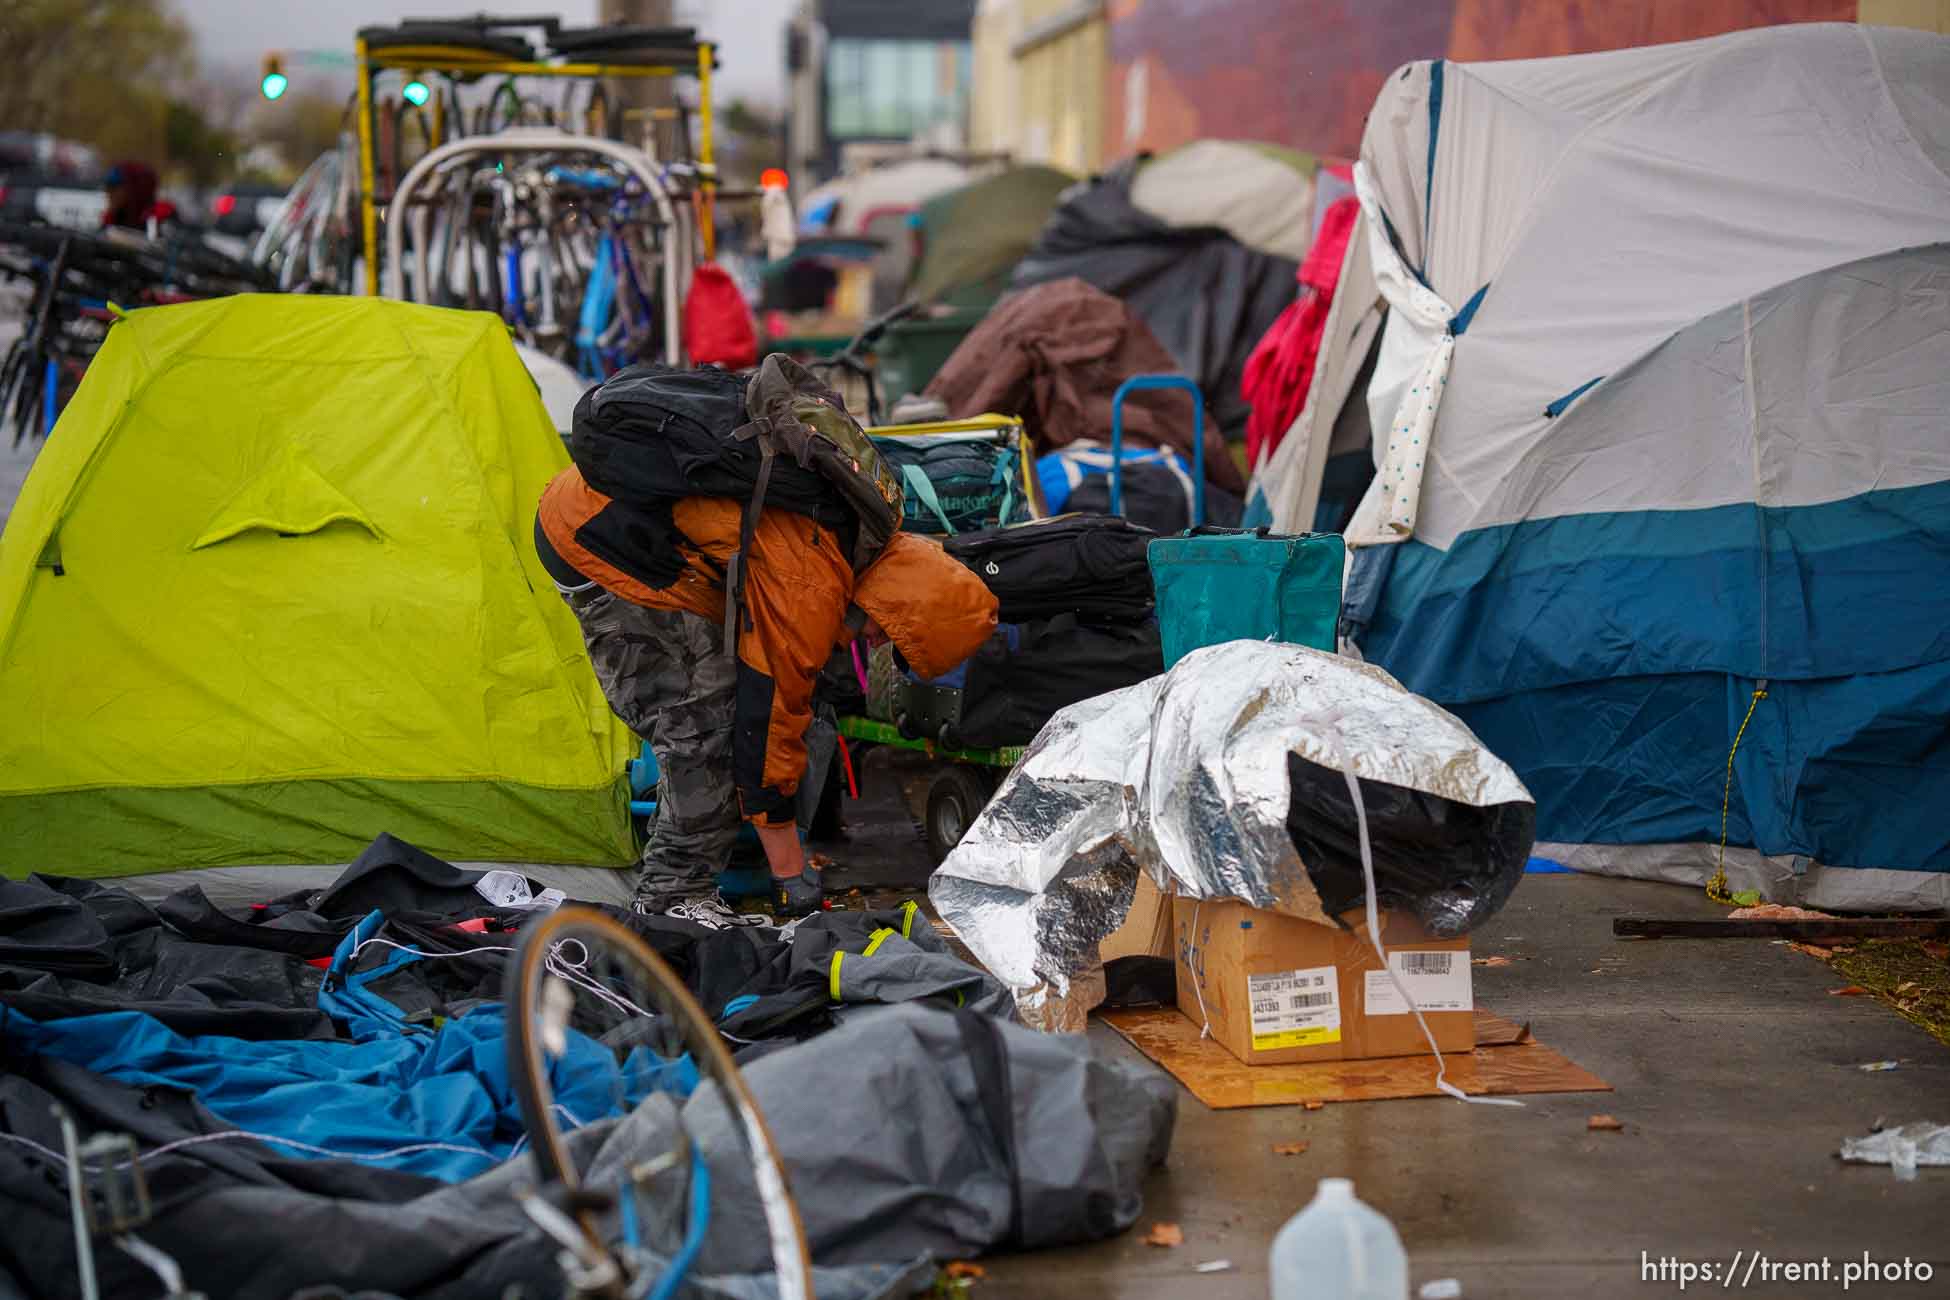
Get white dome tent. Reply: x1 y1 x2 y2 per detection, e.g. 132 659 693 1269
1247 23 1950 910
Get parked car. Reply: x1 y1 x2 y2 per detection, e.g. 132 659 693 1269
208 183 288 237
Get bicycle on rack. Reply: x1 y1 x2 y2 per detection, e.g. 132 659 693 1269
805 298 923 424
502 905 813 1300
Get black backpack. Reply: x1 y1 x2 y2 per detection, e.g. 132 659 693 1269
570 356 905 653
573 364 845 528
945 514 1157 624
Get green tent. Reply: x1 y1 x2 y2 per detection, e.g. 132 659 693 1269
0 295 636 876
906 164 1075 308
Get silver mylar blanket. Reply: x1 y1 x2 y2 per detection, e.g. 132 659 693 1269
927 640 1533 1030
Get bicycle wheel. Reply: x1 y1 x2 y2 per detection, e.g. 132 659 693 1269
504 905 813 1299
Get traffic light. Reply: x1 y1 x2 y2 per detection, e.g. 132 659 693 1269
402 79 431 107
260 53 288 101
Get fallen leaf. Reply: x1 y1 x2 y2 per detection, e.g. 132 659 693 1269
1894 980 1920 996
1786 942 1837 959
1303 1100 1325 1111
1587 1114 1626 1131
1141 1222 1184 1248
942 1261 986 1281
1472 956 1513 967
1270 1141 1310 1156
1828 985 1870 997
1921 940 1949 961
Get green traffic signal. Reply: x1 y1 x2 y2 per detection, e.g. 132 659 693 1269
403 80 431 107
261 72 289 100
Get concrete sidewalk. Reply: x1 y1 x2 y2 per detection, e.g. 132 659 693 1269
979 875 1949 1299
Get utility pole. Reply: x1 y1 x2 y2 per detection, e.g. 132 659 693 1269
601 0 680 155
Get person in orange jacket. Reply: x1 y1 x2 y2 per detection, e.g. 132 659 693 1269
537 466 998 927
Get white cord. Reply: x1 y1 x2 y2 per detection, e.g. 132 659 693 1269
344 934 658 1025
0 1127 496 1170
1313 712 1523 1109
1185 898 1213 1040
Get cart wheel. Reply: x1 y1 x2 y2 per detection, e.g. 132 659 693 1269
895 709 920 741
924 766 993 865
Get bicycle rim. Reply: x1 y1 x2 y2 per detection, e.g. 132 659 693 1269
504 906 814 1299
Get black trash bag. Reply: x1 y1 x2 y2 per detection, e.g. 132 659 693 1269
1285 753 1536 938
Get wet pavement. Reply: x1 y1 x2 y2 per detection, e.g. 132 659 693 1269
974 874 1950 1299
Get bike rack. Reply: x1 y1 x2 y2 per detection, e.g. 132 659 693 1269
383 131 689 365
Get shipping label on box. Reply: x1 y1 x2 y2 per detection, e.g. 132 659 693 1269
1247 966 1341 1050
1363 949 1474 1015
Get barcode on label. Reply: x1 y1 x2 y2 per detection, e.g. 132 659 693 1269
1400 952 1453 975
1291 992 1334 1008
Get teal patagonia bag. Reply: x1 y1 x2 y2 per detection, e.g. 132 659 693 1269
871 431 1025 535
1148 526 1346 669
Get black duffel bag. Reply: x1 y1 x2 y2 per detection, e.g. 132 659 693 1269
945 514 1157 624
897 614 1164 750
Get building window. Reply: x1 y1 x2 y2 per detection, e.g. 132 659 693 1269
826 37 970 140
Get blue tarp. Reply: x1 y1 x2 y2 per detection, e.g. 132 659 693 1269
0 911 695 1179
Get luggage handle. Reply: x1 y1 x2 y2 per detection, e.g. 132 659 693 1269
1180 524 1330 540
1184 524 1271 538
1109 374 1204 529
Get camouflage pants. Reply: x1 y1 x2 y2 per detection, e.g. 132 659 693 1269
566 588 738 908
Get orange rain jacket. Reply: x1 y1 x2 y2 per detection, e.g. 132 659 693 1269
538 465 999 826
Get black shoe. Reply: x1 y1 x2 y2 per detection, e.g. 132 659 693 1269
773 868 825 918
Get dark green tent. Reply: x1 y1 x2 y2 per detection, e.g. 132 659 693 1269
906 164 1075 308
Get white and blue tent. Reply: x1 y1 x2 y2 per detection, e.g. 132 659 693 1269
1248 23 1950 909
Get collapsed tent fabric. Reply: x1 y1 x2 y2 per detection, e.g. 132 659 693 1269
0 1002 1172 1299
1011 158 1298 444
0 836 1173 1294
0 295 637 875
1248 24 1950 909
924 278 1244 492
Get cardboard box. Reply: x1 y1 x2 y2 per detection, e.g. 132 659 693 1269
1101 871 1174 962
1172 895 1473 1066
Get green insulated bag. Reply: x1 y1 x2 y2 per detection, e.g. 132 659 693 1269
1147 526 1345 669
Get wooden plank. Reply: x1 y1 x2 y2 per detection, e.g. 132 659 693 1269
1613 918 1950 941
1098 1006 1609 1110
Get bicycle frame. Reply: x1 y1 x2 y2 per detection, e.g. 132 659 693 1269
386 132 690 366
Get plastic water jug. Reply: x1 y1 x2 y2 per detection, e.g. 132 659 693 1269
1269 1177 1409 1300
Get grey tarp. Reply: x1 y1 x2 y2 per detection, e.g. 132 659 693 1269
0 1004 1173 1297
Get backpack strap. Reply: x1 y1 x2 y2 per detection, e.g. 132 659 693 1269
898 462 956 535
726 426 779 660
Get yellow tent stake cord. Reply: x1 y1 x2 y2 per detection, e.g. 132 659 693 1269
1706 682 1769 906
